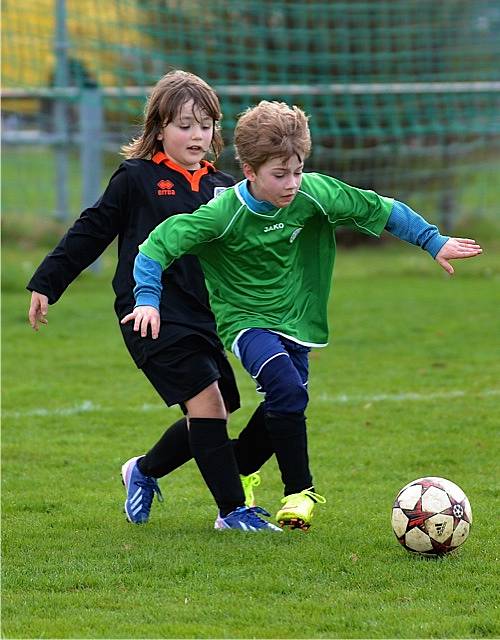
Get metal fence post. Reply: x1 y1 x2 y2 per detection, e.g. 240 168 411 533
80 87 103 271
54 0 70 221
80 88 103 209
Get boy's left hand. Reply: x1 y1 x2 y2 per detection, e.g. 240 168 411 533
435 238 482 275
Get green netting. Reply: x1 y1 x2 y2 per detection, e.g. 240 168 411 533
4 1 498 86
2 0 499 228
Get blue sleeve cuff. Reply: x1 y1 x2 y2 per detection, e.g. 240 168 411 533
133 252 163 310
424 233 449 259
385 200 449 258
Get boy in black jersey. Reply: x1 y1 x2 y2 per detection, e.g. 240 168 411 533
27 70 279 532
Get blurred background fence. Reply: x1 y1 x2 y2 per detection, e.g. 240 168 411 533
2 0 500 232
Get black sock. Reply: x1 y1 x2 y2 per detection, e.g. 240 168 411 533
265 412 313 496
137 418 191 478
232 403 274 475
188 417 245 517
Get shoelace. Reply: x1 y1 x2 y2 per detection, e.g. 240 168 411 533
280 489 326 505
242 506 272 526
249 506 271 517
246 472 261 488
136 477 164 507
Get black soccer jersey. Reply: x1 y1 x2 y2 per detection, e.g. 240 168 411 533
27 152 235 366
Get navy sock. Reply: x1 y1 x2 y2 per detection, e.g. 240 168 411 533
265 412 313 496
232 403 273 475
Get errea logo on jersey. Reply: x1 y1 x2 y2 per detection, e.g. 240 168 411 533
264 222 284 233
157 179 175 196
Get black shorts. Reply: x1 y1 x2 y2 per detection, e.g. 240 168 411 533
140 336 240 414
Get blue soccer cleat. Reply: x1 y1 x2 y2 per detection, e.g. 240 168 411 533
214 506 283 532
121 456 163 524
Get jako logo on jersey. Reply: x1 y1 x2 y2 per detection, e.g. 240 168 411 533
157 179 175 196
289 228 303 243
264 222 284 233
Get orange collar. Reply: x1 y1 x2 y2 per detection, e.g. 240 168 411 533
152 151 215 192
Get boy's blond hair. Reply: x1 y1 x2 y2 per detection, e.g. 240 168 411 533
234 101 311 170
121 69 224 160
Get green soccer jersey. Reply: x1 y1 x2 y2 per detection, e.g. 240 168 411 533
139 172 394 351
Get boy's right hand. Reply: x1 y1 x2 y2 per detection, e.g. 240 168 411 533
28 291 49 331
121 306 160 339
434 237 482 275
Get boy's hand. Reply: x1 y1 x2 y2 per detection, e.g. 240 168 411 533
435 238 482 275
28 292 49 331
121 306 160 339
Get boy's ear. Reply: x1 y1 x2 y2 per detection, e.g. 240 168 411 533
242 163 256 182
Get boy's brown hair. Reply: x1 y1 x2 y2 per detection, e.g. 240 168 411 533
122 69 224 160
234 101 311 170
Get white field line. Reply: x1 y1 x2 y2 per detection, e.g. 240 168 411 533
3 389 499 420
317 388 500 404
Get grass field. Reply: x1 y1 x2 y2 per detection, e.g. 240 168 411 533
2 236 499 638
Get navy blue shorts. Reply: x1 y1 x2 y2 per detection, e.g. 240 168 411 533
234 329 310 414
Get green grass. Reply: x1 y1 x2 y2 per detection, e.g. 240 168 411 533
2 146 500 238
2 239 499 638
1 147 117 218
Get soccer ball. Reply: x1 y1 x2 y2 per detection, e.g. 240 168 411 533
391 476 472 556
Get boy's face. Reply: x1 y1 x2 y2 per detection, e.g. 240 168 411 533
157 99 214 170
243 155 303 208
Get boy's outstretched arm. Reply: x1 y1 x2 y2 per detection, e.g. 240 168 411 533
385 201 482 274
434 238 482 275
122 204 224 339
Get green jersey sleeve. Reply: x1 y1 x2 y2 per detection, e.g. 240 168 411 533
138 200 228 269
302 173 394 237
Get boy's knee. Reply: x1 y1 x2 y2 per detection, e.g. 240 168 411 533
265 379 308 414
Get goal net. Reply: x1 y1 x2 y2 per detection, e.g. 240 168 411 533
2 0 499 228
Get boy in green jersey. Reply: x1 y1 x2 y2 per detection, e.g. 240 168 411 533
123 101 482 530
